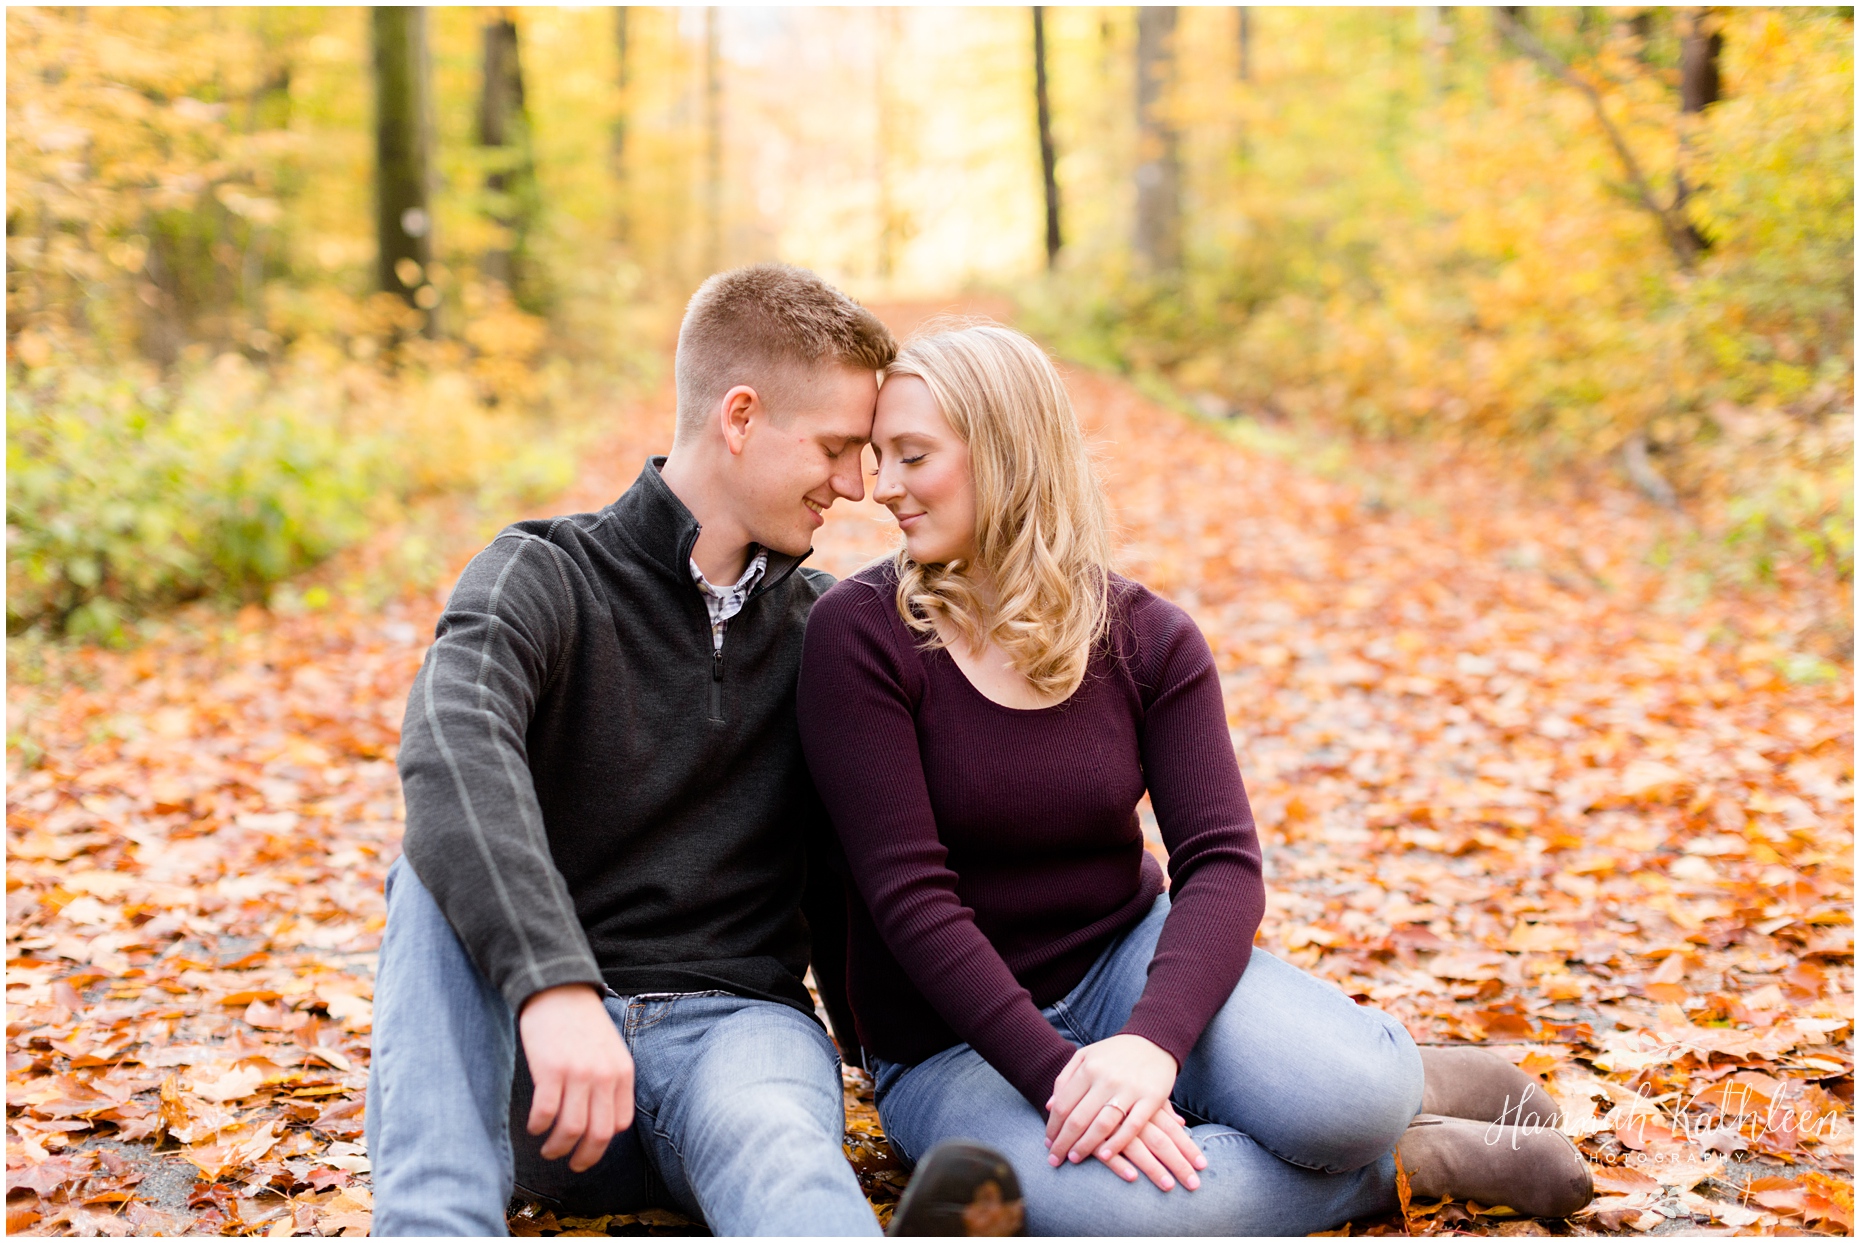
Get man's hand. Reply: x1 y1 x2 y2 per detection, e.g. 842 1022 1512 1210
518 984 636 1172
1045 1034 1205 1191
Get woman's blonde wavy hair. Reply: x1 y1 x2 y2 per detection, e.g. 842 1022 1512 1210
886 323 1112 700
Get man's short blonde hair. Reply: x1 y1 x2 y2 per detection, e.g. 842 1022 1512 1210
674 264 897 441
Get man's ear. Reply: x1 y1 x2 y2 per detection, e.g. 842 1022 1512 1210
718 384 759 457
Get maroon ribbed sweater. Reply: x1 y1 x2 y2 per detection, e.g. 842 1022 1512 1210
797 563 1265 1109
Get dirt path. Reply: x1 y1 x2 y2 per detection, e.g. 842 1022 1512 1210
6 314 1852 1236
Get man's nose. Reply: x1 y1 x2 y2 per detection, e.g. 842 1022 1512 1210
832 451 865 502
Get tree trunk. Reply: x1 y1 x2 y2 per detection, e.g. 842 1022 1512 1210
1033 6 1062 268
613 7 630 244
703 7 722 275
1674 7 1720 252
1420 7 1453 94
1134 6 1182 273
1680 8 1721 113
372 6 436 334
1624 10 1655 63
1236 7 1251 81
873 8 901 282
478 13 535 296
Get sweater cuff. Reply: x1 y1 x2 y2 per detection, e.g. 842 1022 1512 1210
1012 1034 1082 1114
501 953 607 1017
1116 1007 1197 1075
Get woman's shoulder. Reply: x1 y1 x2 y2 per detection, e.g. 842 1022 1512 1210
803 559 926 696
814 558 900 614
808 558 909 643
1106 571 1197 636
1103 572 1212 685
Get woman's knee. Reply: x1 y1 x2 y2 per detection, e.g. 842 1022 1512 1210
1355 1012 1424 1139
1293 1012 1422 1171
1191 963 1422 1172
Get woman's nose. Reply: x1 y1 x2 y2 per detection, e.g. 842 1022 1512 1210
872 465 903 504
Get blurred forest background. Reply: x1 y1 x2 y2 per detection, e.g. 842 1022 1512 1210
6 6 1853 643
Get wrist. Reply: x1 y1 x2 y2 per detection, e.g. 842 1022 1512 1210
521 981 602 1018
1116 1029 1179 1073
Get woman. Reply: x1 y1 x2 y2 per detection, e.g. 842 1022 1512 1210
797 324 1590 1235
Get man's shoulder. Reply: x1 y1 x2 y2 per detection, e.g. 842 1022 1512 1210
796 566 837 598
447 510 618 606
481 505 632 570
499 507 620 553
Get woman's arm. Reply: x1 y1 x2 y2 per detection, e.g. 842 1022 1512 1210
796 582 1080 1111
1121 592 1267 1058
1043 589 1266 1169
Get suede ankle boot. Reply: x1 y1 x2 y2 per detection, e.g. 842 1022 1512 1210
1419 1046 1560 1128
888 1140 1024 1236
1398 1114 1593 1218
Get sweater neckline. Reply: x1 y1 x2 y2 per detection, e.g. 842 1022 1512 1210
613 456 809 597
929 643 1087 716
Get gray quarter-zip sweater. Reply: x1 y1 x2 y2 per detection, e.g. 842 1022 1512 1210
397 457 842 1022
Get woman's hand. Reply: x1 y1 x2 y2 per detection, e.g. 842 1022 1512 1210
1045 1034 1206 1191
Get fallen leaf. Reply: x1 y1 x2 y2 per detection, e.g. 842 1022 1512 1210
191 1062 266 1103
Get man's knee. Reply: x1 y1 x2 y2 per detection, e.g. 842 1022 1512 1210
722 1080 844 1149
370 855 522 1230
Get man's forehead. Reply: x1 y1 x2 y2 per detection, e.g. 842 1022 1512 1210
790 394 875 441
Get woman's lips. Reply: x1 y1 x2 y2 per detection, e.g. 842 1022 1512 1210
895 512 925 530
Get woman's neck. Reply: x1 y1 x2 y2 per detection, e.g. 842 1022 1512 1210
925 569 1077 710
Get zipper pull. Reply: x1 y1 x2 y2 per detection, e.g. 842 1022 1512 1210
713 648 725 681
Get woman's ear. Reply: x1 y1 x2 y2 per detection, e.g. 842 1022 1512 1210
718 384 760 456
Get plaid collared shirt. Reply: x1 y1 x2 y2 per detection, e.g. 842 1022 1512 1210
689 547 769 653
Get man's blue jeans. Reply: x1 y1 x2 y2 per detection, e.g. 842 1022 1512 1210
874 893 1424 1236
366 858 881 1236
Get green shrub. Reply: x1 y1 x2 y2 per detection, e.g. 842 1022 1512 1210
7 356 388 637
6 346 575 639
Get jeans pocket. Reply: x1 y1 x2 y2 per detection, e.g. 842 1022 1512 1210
625 999 676 1038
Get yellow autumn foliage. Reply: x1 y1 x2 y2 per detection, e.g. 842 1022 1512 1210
1024 8 1851 581
5 6 1852 639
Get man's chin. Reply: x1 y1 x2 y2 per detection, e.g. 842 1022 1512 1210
756 529 815 559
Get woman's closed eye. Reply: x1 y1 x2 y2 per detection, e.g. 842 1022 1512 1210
869 453 926 476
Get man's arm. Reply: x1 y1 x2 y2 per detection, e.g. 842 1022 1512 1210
399 533 599 1004
518 985 636 1171
397 532 632 1169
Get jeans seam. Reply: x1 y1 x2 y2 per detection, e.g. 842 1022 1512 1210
628 1001 675 1037
1049 999 1090 1046
632 1100 676 1157
1260 1147 1360 1176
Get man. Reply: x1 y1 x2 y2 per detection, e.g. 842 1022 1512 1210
367 265 1016 1236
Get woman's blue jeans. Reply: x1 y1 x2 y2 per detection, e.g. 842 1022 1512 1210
873 893 1424 1236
